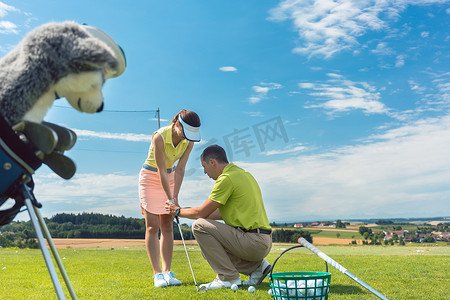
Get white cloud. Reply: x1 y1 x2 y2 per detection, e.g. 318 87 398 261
421 31 429 38
240 114 450 221
267 0 445 58
0 3 20 34
249 96 262 104
253 86 270 94
263 143 307 155
24 114 450 222
408 80 426 94
244 111 264 117
0 2 18 18
30 173 141 219
73 128 152 142
0 20 18 34
219 66 237 72
248 82 283 104
395 54 405 67
300 74 389 116
371 42 394 55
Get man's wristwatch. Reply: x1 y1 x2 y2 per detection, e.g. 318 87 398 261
175 208 180 216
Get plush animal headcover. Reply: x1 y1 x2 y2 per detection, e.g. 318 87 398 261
0 21 126 126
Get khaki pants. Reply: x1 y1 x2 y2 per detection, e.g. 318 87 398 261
192 218 272 281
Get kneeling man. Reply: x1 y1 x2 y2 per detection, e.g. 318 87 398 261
165 144 272 290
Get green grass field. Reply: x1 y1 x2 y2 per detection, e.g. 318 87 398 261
1 244 449 299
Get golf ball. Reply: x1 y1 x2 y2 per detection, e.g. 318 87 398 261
231 284 238 291
248 286 255 293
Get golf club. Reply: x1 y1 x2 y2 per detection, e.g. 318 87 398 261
170 201 206 293
298 237 388 300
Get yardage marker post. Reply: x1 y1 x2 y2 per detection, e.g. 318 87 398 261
298 237 388 300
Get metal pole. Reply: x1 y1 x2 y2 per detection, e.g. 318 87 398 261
157 107 160 129
298 237 388 300
34 204 77 299
22 186 66 299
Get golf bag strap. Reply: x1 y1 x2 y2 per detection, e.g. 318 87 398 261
0 116 42 172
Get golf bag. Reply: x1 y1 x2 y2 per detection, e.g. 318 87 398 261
0 116 42 225
0 116 78 299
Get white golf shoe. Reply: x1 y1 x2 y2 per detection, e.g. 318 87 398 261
164 271 182 286
243 259 272 285
153 273 168 288
199 277 241 290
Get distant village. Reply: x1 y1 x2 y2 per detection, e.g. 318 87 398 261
285 219 450 243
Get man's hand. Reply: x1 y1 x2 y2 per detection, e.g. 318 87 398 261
165 200 179 216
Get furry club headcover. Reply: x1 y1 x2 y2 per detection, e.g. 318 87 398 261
0 21 126 126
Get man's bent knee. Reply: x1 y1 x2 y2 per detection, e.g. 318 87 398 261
192 218 208 237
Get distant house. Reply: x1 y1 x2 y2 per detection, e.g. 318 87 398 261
311 222 319 226
436 232 450 241
384 230 408 240
384 234 394 240
294 224 303 228
392 230 405 238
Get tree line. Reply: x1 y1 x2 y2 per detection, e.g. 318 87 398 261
1 212 312 248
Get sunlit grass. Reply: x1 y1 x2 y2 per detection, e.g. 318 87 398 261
1 244 449 299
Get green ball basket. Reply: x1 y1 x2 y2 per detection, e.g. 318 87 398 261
268 245 332 300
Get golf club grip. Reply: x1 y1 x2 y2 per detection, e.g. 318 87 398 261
298 237 348 274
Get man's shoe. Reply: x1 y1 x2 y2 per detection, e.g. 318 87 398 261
243 259 272 285
199 277 241 290
153 273 168 288
164 271 182 286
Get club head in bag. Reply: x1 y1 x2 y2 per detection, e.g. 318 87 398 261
42 122 77 152
43 152 76 179
13 121 58 154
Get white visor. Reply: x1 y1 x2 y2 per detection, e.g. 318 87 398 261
178 115 201 142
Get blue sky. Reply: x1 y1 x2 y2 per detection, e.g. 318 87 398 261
1 0 449 223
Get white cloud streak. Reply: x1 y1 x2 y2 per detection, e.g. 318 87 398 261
0 2 18 18
0 2 19 34
263 143 307 155
219 66 237 72
249 82 283 104
73 128 152 142
300 74 389 116
268 0 446 58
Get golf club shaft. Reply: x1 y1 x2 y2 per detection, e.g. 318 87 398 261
175 216 199 291
298 238 388 300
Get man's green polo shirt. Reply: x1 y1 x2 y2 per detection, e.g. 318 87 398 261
208 163 271 230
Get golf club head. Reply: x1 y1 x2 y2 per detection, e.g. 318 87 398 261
13 121 58 154
42 122 77 152
43 151 76 179
198 285 207 293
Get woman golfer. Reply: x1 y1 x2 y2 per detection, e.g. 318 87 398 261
139 109 201 287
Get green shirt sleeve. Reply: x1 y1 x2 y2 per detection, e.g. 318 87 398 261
209 174 233 205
